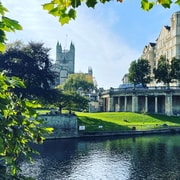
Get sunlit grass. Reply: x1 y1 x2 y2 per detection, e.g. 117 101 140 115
76 112 180 131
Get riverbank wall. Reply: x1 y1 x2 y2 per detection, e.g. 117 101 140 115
78 127 180 138
41 114 180 139
40 114 79 139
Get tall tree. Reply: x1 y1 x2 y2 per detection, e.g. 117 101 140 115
128 59 151 87
0 41 57 99
153 56 173 87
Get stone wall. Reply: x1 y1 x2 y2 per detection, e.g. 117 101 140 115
40 114 78 139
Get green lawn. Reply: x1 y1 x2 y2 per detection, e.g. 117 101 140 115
76 112 180 131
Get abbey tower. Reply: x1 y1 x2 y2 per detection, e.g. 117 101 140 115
54 42 75 85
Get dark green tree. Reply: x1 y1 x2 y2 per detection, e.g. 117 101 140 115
153 56 173 87
47 89 89 113
128 59 151 87
0 41 57 99
69 92 89 112
171 57 180 82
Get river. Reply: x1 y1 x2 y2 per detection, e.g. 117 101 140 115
20 134 180 180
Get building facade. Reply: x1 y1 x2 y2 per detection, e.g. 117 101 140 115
99 87 180 116
141 11 180 86
98 12 180 116
54 42 75 86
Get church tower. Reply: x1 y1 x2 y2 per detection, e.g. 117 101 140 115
54 41 75 85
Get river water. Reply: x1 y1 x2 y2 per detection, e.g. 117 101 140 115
21 134 180 180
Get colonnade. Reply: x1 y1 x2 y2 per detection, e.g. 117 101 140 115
100 88 180 116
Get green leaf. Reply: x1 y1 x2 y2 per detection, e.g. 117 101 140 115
0 137 4 154
0 2 8 16
2 17 22 32
175 0 180 5
42 3 54 11
68 8 76 20
71 0 81 8
59 15 71 25
86 0 98 8
158 0 172 8
141 0 154 10
0 43 6 52
44 127 54 132
49 7 60 17
100 0 111 3
0 29 6 42
9 76 26 88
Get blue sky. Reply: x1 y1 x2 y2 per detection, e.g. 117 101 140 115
2 0 180 89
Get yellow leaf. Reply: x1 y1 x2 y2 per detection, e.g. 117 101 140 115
42 3 54 11
0 43 6 52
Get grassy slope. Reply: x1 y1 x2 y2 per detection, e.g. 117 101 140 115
76 112 180 131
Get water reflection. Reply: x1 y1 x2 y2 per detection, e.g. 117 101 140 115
21 134 180 180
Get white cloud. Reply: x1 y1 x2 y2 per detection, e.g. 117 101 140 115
3 0 141 89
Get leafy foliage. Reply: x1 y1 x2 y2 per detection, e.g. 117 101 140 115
42 0 180 25
0 0 179 51
154 56 180 86
128 59 151 87
0 41 57 100
153 56 172 86
47 89 89 113
0 72 53 178
61 73 95 92
171 57 180 81
0 3 22 52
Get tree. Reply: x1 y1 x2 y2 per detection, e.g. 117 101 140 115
46 89 89 113
128 59 151 87
0 41 57 100
68 92 89 112
0 73 53 178
171 57 180 82
153 56 173 87
61 73 95 93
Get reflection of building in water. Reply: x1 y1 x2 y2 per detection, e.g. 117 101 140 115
54 41 75 86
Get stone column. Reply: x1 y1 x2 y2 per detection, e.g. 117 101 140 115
165 93 173 116
132 94 138 112
145 96 148 113
108 97 114 112
118 97 121 111
155 96 158 113
124 96 127 112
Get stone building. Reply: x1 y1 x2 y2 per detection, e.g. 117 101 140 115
54 42 75 86
99 87 180 116
141 11 180 86
99 12 180 116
